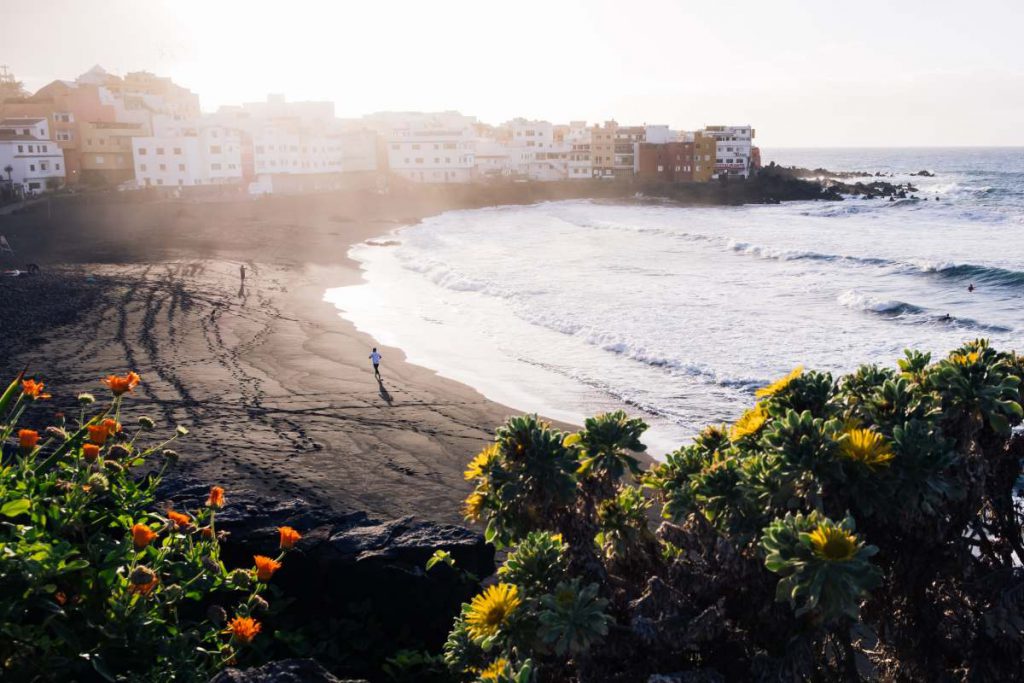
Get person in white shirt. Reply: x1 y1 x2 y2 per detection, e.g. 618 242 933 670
369 348 382 378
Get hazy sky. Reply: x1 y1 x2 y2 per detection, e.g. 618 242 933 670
3 0 1023 146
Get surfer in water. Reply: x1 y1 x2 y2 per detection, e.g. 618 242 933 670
968 283 975 293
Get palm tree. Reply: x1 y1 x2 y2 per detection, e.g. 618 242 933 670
2 165 11 183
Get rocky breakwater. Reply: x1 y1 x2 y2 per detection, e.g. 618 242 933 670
164 483 494 678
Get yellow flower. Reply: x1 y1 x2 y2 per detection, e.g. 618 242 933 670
464 444 498 481
465 583 521 642
755 365 804 399
479 658 510 681
808 524 858 561
729 404 767 442
951 351 980 366
839 428 895 469
463 491 486 522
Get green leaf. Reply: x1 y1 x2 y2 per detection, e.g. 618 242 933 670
1 498 30 517
0 371 25 417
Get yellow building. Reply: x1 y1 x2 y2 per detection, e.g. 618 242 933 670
79 121 146 186
692 132 716 182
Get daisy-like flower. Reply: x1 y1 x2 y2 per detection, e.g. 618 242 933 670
226 615 261 645
278 526 301 550
465 583 521 642
951 350 981 366
83 444 100 463
102 371 141 396
479 658 510 682
729 404 768 442
755 365 804 399
808 523 858 562
87 424 109 445
21 379 50 400
132 523 158 549
18 429 39 450
167 510 192 528
206 485 225 509
464 443 499 481
839 428 895 470
463 491 486 522
254 555 282 582
129 566 159 595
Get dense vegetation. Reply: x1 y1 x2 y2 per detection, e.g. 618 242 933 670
444 339 1024 681
5 339 1024 682
0 372 301 681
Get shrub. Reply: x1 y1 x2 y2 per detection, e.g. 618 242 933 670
0 372 302 681
447 341 1024 681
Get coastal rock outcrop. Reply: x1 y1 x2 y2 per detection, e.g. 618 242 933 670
164 483 494 677
210 658 366 682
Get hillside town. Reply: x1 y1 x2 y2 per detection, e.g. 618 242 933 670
0 65 759 198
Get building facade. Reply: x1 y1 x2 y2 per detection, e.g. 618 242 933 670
703 125 755 178
132 122 242 189
0 117 66 192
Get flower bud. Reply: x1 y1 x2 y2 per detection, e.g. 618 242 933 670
202 555 222 575
87 473 109 493
77 393 95 405
163 584 183 601
162 449 179 463
130 566 157 586
228 568 253 590
108 444 131 460
251 595 269 613
138 416 155 430
104 460 125 474
176 425 189 436
207 605 228 626
46 426 68 440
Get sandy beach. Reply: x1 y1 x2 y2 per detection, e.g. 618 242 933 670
0 186 616 525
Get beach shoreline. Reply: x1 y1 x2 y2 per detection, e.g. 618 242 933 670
0 186 631 525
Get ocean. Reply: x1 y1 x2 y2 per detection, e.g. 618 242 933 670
325 148 1024 457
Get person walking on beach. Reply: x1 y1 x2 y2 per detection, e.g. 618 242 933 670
240 264 246 282
369 348 382 379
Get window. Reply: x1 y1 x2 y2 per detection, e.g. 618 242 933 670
156 148 164 155
56 163 61 170
17 145 22 153
210 145 222 154
255 145 264 153
138 148 147 155
27 145 34 153
211 163 222 170
30 164 35 171
41 145 48 152
174 147 182 155
178 164 185 171
95 156 104 164
159 164 166 171
415 158 423 164
157 179 163 185
141 164 147 171
412 144 420 150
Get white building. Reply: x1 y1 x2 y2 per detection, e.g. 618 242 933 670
565 122 592 180
380 113 477 184
132 120 242 188
0 118 66 193
703 125 755 178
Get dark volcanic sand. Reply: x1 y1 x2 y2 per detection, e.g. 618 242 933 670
0 186 610 524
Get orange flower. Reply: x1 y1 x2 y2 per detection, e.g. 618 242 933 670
101 418 121 436
278 526 301 550
83 444 100 463
87 424 108 445
102 371 141 396
167 510 192 528
54 591 67 605
129 577 158 595
226 615 261 644
21 379 50 400
132 523 158 549
199 526 214 540
206 486 225 509
18 429 39 450
128 566 158 596
253 555 282 582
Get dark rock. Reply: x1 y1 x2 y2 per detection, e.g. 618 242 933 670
161 483 494 678
209 658 365 682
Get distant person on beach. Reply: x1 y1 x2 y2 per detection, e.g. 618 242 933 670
968 283 975 293
240 264 246 281
369 348 382 379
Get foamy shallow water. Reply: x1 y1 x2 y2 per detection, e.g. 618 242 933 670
326 149 1024 458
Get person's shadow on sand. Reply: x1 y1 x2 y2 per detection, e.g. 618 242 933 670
377 378 393 405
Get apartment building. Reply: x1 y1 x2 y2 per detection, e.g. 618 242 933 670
703 125 755 178
0 117 66 192
79 120 145 185
565 121 592 179
380 112 477 184
132 121 242 188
